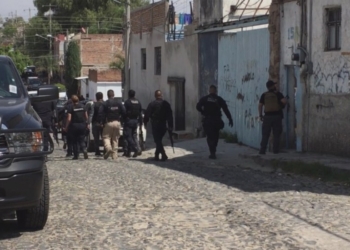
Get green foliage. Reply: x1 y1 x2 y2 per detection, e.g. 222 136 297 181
64 41 81 97
34 0 148 34
54 83 66 92
23 16 61 58
269 160 350 184
0 46 32 72
110 54 125 70
219 131 239 143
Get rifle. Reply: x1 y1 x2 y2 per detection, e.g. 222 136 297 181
52 124 59 146
168 129 175 153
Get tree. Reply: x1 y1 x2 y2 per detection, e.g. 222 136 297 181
64 41 81 97
0 46 32 72
33 0 148 34
110 54 125 86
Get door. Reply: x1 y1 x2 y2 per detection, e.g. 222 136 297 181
168 77 186 131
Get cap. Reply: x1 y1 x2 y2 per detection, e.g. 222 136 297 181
266 80 276 88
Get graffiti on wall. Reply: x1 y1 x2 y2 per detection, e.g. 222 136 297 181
316 99 334 112
313 57 350 94
287 26 300 43
220 64 236 93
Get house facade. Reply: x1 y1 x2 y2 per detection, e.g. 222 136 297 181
130 0 199 137
280 0 350 156
70 33 124 77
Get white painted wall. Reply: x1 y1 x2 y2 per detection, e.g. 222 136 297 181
308 0 350 94
130 25 200 133
280 1 302 66
86 80 121 101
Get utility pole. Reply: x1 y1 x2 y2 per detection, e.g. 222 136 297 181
124 0 131 100
42 4 56 85
24 8 36 19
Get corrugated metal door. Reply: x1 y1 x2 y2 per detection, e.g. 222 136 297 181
198 32 219 98
218 28 270 149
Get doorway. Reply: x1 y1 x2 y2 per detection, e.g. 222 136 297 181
168 77 186 131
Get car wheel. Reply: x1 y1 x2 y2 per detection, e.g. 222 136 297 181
16 164 50 230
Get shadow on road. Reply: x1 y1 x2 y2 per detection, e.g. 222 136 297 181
130 134 350 197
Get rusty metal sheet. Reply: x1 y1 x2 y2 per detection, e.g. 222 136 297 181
218 28 270 149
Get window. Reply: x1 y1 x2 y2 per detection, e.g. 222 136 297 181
325 7 341 51
141 48 146 70
154 47 161 75
0 60 23 98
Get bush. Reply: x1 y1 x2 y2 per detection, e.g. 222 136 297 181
219 131 239 143
54 83 66 92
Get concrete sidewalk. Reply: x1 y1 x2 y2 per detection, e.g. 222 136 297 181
146 136 350 182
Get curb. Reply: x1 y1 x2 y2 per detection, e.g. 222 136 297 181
238 153 350 184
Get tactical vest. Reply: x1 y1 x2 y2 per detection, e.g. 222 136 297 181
92 101 103 123
151 100 164 122
203 95 221 117
71 104 85 123
127 99 141 119
106 99 120 122
263 91 280 112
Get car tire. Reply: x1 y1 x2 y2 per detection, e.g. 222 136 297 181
16 164 50 230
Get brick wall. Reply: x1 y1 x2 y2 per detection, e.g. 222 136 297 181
80 34 124 67
131 0 168 33
89 68 122 82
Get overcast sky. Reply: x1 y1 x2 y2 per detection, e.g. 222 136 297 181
1 0 38 21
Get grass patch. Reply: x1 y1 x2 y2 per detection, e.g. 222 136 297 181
54 83 66 92
269 159 350 184
219 131 238 143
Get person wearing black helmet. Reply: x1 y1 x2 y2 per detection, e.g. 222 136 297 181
123 89 142 157
258 80 287 154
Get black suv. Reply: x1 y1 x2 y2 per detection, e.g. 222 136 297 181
0 56 58 230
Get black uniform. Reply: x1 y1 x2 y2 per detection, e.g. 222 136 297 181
58 102 73 156
67 103 88 159
144 99 173 161
91 101 104 155
123 98 143 156
32 100 56 151
196 93 233 158
259 90 285 154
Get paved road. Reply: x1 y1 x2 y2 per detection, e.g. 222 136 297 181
1 140 350 249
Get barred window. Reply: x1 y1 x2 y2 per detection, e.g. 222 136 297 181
154 47 161 75
325 7 341 51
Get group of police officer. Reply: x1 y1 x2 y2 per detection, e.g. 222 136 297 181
32 80 286 161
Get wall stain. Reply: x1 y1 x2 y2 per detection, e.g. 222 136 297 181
316 99 334 111
242 72 255 83
237 93 244 101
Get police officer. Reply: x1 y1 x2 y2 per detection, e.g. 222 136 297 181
144 90 173 161
32 99 56 151
60 99 73 157
258 80 287 154
90 92 104 156
99 89 125 160
64 95 89 160
123 89 142 157
196 85 233 159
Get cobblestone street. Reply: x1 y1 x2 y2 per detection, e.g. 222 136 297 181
1 139 350 249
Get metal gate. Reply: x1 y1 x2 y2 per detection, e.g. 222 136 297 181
218 28 270 149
